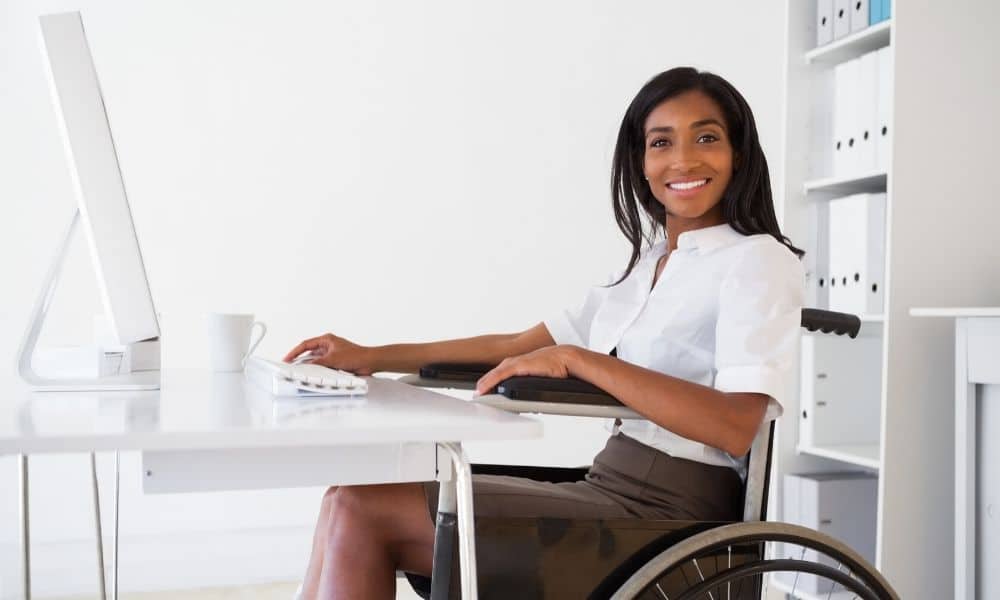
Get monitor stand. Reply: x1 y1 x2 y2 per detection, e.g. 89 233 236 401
17 209 160 391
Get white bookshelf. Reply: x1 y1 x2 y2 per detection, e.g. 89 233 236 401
802 170 886 195
804 19 891 64
774 1 1000 599
796 442 880 471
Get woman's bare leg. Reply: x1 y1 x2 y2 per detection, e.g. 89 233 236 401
302 486 339 599
317 483 435 600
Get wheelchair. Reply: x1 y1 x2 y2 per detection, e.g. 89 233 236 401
398 309 899 600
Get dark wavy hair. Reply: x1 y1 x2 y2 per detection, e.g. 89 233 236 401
609 67 804 286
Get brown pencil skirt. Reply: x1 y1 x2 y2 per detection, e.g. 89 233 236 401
422 432 744 524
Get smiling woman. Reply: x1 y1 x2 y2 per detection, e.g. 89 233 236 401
288 67 805 600
611 67 804 287
644 91 735 225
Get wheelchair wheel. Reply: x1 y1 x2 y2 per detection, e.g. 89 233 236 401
608 521 899 600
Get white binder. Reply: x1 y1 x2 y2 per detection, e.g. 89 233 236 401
875 46 893 172
832 59 859 176
851 0 870 33
828 195 860 313
816 0 834 46
778 473 802 589
798 332 882 449
833 0 851 39
855 51 879 173
827 193 886 315
811 200 831 309
777 472 878 594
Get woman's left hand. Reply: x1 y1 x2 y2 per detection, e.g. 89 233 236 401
474 345 576 396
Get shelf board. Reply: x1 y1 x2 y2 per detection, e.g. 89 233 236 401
797 443 880 470
771 575 860 600
805 20 891 64
910 307 1000 318
803 171 887 195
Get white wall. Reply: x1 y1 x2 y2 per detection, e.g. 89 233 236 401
0 0 786 595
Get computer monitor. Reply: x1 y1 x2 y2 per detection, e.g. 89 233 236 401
17 11 161 390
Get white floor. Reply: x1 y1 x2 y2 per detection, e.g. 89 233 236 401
50 580 787 599
51 580 426 600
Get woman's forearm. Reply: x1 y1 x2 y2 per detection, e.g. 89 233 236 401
371 334 519 374
371 322 556 374
563 346 768 457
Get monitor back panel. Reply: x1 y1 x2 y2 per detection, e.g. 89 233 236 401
38 12 159 344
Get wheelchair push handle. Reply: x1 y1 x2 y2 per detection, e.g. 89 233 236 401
800 308 861 338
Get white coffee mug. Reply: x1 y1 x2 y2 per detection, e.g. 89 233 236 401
208 313 267 372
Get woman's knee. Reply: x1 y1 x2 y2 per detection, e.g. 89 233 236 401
323 485 389 547
325 484 427 537
320 485 339 512
327 485 380 522
323 484 435 572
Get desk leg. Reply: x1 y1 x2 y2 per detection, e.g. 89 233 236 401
19 454 30 600
438 443 477 600
113 451 120 600
956 320 976 600
91 453 107 600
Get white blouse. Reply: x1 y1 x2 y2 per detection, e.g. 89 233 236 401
544 223 805 473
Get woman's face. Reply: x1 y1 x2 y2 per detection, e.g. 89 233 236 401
642 90 734 227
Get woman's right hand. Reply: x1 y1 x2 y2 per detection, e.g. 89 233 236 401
282 333 378 376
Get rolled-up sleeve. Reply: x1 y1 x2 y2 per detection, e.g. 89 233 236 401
713 241 805 421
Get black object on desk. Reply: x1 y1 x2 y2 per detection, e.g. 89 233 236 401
418 362 622 407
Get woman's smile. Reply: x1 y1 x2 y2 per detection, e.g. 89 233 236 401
665 176 713 197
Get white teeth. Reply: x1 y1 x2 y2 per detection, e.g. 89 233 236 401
668 179 708 190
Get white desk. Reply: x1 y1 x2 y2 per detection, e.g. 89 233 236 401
0 369 542 600
910 308 1000 600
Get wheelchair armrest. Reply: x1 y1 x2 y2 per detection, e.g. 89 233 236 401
473 392 641 419
395 362 494 391
395 373 478 390
398 363 643 419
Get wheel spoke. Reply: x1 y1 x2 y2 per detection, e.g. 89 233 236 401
690 558 716 600
654 582 670 599
827 561 842 599
726 545 731 600
791 545 806 595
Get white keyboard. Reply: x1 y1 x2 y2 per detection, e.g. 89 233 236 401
246 356 368 396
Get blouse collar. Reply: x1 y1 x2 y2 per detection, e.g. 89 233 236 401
675 223 746 254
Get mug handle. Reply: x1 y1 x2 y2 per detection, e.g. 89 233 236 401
242 321 268 367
